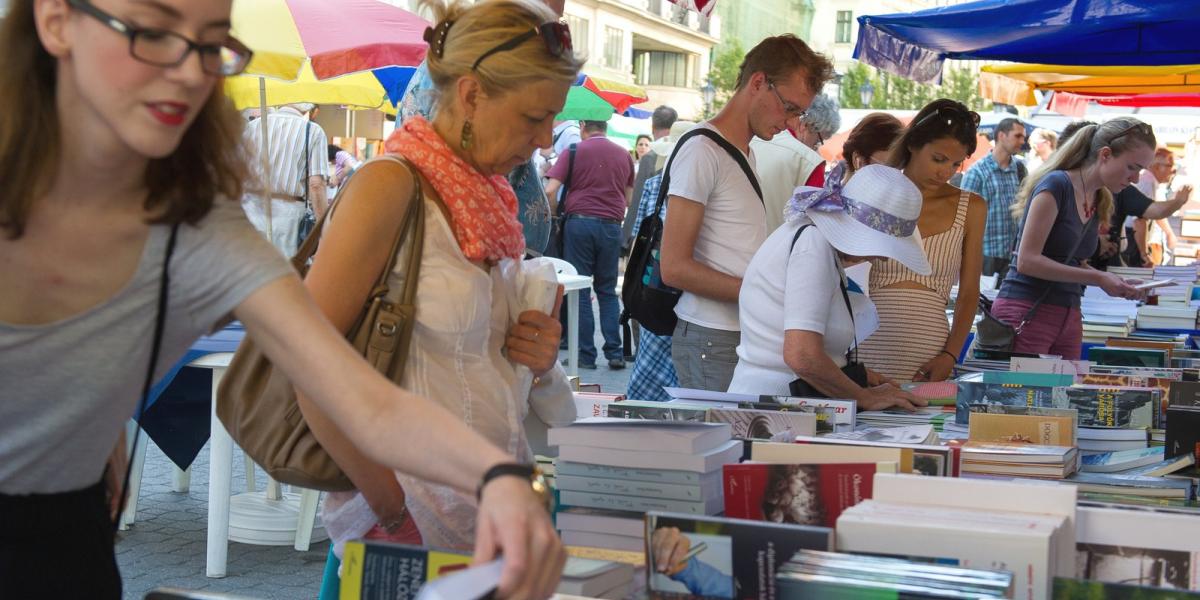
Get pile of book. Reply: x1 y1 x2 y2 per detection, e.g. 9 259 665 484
960 407 1080 479
547 419 738 552
1080 284 1138 343
1151 264 1198 307
776 550 1014 599
608 389 857 436
554 556 636 600
1136 303 1198 330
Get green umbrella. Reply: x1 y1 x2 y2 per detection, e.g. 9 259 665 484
556 86 617 121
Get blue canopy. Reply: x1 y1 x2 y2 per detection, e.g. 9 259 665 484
855 1 1200 84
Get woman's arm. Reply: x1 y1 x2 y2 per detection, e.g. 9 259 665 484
783 330 921 411
915 194 986 382
1016 191 1137 298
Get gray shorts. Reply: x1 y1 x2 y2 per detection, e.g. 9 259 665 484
670 319 740 393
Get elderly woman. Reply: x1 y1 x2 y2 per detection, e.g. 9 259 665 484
298 0 584 594
0 0 565 597
857 99 987 383
727 164 927 411
793 93 841 187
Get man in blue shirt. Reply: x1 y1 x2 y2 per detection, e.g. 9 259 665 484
961 118 1027 277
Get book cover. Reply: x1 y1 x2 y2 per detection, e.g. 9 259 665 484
955 381 1060 425
792 434 953 477
981 371 1077 387
607 400 710 422
1090 365 1198 382
1067 472 1194 498
1088 347 1169 368
1080 447 1166 473
901 381 962 406
1056 386 1160 429
968 412 1077 446
722 462 887 527
1053 578 1200 598
644 511 833 600
750 441 915 474
339 542 471 600
1170 381 1200 408
1167 407 1200 464
1076 505 1200 591
706 407 816 441
556 506 646 538
753 396 857 431
1078 373 1172 396
549 418 732 454
961 442 1076 463
556 438 743 473
560 530 644 553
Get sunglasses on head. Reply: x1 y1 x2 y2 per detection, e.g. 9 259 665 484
471 21 572 71
911 105 981 132
1106 121 1153 145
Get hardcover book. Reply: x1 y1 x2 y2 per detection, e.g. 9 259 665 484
1166 406 1200 464
722 462 889 527
968 411 1077 446
644 511 833 600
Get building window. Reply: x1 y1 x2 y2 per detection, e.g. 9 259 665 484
634 50 689 88
604 26 624 70
647 0 662 16
835 11 853 43
564 14 589 55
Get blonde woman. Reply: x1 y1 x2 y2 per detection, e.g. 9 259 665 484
296 0 585 595
991 118 1152 358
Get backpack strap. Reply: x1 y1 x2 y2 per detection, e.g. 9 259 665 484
654 128 764 220
558 143 577 218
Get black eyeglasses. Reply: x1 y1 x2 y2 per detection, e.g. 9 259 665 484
471 21 573 71
767 80 807 119
67 0 253 76
911 105 981 132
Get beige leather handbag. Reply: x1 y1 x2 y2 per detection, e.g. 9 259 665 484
217 155 425 491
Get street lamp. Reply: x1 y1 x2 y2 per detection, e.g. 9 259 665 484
700 81 716 116
859 81 875 107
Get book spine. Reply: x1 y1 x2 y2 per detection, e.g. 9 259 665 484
559 490 713 515
554 474 714 502
555 461 702 484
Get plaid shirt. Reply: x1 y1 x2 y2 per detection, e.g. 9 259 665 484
626 172 678 402
961 153 1023 258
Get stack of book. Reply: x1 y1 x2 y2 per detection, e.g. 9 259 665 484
1081 285 1138 343
555 506 645 552
856 406 957 431
961 409 1080 479
606 399 709 422
572 391 625 420
776 550 1014 599
1064 471 1194 498
835 474 1078 600
548 419 739 519
554 556 636 600
1152 264 1198 306
1074 501 1200 590
1137 304 1199 330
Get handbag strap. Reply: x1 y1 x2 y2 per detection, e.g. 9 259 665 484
1014 211 1099 332
653 127 764 221
790 223 858 363
116 222 180 530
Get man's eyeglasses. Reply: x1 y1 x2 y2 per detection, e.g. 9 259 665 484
911 105 981 132
767 80 807 119
67 0 252 76
472 21 573 71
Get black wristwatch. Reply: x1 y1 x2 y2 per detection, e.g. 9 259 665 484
476 463 551 510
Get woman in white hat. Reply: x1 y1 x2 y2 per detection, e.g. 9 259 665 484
727 164 927 411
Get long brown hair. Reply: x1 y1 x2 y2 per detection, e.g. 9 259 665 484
1009 116 1156 226
0 0 249 239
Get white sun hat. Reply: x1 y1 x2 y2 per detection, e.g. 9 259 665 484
786 163 931 275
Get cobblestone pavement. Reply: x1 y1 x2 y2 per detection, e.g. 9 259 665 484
117 298 633 599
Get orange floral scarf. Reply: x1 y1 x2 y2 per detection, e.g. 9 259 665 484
384 117 525 262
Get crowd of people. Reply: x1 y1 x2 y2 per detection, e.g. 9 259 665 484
1 0 1194 598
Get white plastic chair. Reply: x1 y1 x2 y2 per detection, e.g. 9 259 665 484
543 256 578 276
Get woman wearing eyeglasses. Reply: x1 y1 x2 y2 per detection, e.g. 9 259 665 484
989 118 1152 359
856 99 987 383
297 0 583 593
0 1 567 598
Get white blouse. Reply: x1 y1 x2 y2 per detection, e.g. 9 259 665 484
323 195 576 553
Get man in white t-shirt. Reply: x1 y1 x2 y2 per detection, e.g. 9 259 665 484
659 34 834 392
1130 147 1179 265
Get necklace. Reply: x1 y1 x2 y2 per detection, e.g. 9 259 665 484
1074 169 1096 220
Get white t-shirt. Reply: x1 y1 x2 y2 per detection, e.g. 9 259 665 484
727 218 857 396
666 123 768 331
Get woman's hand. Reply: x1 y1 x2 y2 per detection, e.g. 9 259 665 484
857 384 926 412
912 353 955 382
506 286 565 376
651 526 692 577
1098 272 1142 300
866 368 894 387
473 475 565 599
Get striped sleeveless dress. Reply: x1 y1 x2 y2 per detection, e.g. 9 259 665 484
858 189 970 382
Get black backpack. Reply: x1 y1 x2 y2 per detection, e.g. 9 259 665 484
619 128 763 342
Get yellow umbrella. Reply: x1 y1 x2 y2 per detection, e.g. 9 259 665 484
225 64 397 114
980 63 1200 106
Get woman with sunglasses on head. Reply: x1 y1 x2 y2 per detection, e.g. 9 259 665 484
0 1 566 598
856 99 987 382
989 118 1152 359
298 0 583 594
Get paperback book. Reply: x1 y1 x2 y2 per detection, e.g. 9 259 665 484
706 407 816 441
777 550 1013 599
338 542 471 600
644 511 833 600
607 400 710 422
722 462 891 527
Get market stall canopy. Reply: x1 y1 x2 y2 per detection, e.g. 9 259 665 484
225 63 415 113
233 0 429 82
855 0 1200 85
559 76 650 121
980 63 1200 106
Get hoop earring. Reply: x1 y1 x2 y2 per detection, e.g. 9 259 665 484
460 119 474 150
